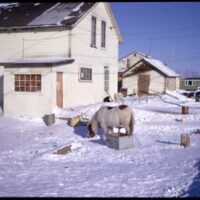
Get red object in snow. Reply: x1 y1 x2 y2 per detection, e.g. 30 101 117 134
192 129 200 134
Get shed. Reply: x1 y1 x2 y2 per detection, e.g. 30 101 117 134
122 57 180 95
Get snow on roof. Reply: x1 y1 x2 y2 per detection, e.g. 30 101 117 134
0 3 19 8
143 57 180 77
73 3 84 12
28 3 78 26
0 3 95 28
119 51 152 61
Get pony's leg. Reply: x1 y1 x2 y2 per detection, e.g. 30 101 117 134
124 124 131 134
101 126 108 140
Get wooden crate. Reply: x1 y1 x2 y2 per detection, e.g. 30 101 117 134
105 133 133 150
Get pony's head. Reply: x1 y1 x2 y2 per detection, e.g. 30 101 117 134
87 121 96 138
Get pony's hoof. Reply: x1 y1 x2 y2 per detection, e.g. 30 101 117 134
88 135 101 141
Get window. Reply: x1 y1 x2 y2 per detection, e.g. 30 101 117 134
104 66 109 92
15 74 41 92
101 20 106 48
185 80 195 86
91 16 96 47
80 67 92 81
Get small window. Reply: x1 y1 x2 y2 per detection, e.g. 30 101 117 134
91 16 96 47
101 20 106 48
80 68 92 81
15 74 41 92
185 80 195 86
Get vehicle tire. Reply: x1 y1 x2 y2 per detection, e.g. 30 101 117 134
195 94 200 102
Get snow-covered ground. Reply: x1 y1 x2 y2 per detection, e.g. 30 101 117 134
0 92 200 197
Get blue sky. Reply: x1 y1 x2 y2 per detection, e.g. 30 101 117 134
111 2 200 77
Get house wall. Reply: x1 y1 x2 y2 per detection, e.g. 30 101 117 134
0 29 70 117
3 67 57 117
180 79 200 91
0 66 3 110
0 30 70 61
64 2 119 107
123 70 165 95
119 53 145 70
0 2 120 116
166 77 180 91
176 77 180 90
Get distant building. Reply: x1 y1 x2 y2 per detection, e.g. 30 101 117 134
119 51 180 95
180 77 200 91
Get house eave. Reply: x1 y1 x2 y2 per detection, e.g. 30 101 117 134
0 58 75 68
105 2 123 43
0 24 72 33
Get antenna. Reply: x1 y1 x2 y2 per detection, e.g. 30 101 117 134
148 37 152 55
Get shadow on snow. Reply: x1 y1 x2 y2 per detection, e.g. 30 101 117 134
73 123 106 146
156 140 180 145
180 160 200 197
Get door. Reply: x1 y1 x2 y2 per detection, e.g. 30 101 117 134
56 72 63 108
138 74 150 95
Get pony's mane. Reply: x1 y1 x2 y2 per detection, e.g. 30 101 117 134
119 105 128 110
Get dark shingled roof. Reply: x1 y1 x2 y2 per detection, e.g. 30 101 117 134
0 3 95 29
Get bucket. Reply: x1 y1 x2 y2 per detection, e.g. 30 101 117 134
182 106 189 114
43 113 55 126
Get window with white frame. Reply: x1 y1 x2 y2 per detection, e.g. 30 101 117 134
104 66 109 92
80 67 92 81
101 20 106 48
91 16 96 47
15 74 41 92
185 80 195 86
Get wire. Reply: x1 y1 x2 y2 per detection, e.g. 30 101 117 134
121 25 200 35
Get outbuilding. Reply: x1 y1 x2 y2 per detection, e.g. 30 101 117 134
122 57 180 95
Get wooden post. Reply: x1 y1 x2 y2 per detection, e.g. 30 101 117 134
180 133 190 147
54 145 72 155
182 106 189 114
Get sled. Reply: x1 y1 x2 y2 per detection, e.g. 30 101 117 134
69 116 81 127
68 115 90 127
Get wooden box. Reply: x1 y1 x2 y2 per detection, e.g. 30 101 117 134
105 133 133 150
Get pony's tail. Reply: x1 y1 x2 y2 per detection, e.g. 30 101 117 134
129 110 135 134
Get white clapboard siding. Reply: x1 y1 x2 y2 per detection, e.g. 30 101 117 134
123 70 165 95
65 2 118 106
4 67 56 117
0 30 70 61
1 2 120 116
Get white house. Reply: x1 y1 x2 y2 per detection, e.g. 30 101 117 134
0 2 123 117
119 51 149 71
119 52 180 95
